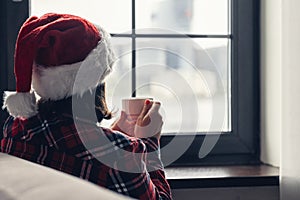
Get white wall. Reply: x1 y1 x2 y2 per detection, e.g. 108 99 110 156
261 0 300 198
260 0 281 167
281 0 300 199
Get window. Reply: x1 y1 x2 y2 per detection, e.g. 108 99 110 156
1 0 260 166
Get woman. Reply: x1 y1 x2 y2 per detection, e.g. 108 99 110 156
1 13 171 200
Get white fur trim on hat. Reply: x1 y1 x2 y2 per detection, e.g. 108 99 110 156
2 92 37 118
32 26 115 100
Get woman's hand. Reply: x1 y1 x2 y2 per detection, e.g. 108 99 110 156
111 100 163 139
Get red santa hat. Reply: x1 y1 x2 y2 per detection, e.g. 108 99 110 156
3 13 115 118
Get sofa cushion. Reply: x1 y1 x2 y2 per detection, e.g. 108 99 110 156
0 153 131 200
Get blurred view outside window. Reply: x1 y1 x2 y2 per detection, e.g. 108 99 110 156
31 0 231 134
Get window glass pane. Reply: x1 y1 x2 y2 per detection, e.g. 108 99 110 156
136 0 229 35
30 0 131 33
136 38 230 133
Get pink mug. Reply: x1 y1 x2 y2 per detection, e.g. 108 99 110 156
122 97 153 121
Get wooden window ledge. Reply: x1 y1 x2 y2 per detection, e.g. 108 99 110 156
165 165 279 189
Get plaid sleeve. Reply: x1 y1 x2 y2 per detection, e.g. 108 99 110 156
142 137 172 200
105 133 172 200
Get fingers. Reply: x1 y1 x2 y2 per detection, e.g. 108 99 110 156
147 101 161 116
138 99 153 119
147 101 163 136
134 101 163 138
111 111 136 136
110 111 127 131
143 101 161 122
116 111 128 125
120 110 127 120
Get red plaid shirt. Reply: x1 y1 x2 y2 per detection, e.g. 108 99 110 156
1 104 172 200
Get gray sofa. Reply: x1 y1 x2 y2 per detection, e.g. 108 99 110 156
0 153 131 200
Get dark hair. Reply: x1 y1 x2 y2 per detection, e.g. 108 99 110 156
95 83 112 122
38 83 112 123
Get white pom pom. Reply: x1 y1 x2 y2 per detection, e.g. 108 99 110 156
2 92 37 118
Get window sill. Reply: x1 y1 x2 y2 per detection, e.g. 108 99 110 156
165 164 279 189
